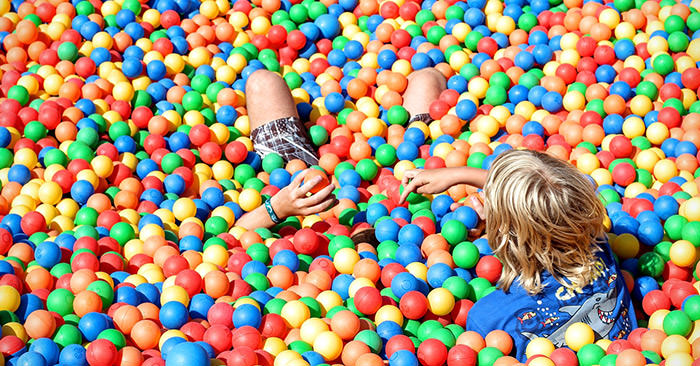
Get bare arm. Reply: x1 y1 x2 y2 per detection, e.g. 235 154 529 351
399 167 488 204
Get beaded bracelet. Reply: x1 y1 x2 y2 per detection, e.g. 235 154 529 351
264 199 282 224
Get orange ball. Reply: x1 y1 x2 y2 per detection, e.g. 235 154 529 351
203 270 230 298
352 258 381 283
130 320 161 350
25 267 53 292
355 353 384 366
616 349 647 366
70 268 98 294
268 265 294 289
24 310 57 339
74 290 103 317
341 340 371 366
330 310 360 340
113 305 143 334
485 330 514 355
640 329 665 354
304 270 332 291
116 346 144 366
457 331 486 352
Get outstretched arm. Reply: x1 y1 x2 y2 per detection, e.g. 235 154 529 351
398 166 488 204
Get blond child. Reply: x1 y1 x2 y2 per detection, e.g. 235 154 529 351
400 149 636 360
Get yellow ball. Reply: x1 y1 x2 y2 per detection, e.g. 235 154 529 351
172 198 197 222
14 148 38 168
160 285 190 307
316 290 343 316
525 337 555 359
427 288 455 316
653 159 678 183
202 244 229 267
610 233 639 260
564 322 594 351
0 285 20 311
238 189 262 212
361 117 386 138
661 334 691 359
669 240 696 268
300 318 329 344
264 337 287 357
563 91 586 111
683 197 700 221
189 47 212 68
38 181 62 205
576 153 600 174
113 81 134 101
374 305 404 326
646 122 670 145
598 8 620 28
333 247 360 274
313 331 343 361
91 155 114 178
281 300 311 328
648 309 670 331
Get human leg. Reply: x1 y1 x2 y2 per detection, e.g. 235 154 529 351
402 68 447 121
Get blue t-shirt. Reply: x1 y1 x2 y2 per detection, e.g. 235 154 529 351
466 242 637 361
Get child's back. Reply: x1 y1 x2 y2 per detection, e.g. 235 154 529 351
461 149 637 360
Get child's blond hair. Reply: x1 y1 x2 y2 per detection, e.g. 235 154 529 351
483 149 606 294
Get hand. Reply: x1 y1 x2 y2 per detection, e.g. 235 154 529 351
399 168 459 204
271 169 336 218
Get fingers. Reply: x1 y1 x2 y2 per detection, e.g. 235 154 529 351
450 202 463 211
302 197 337 216
289 169 308 189
470 195 486 219
399 178 420 204
298 183 335 206
296 175 323 197
401 169 419 187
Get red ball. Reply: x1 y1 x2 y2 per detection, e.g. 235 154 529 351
658 107 681 129
447 344 477 366
399 291 428 320
641 289 671 316
227 346 257 366
475 256 502 284
203 324 232 354
231 326 263 349
385 335 415 358
207 302 234 328
549 347 578 366
174 269 203 297
522 134 545 151
381 262 407 288
86 339 118 366
293 228 319 255
21 211 46 235
612 163 636 186
199 142 222 165
681 68 700 90
181 322 206 341
450 299 474 327
418 338 448 366
576 37 597 57
606 339 634 355
260 313 287 339
669 281 698 308
353 286 382 315
609 136 633 158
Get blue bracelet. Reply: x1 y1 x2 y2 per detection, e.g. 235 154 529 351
265 199 282 224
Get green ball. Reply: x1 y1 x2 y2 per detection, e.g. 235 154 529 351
307 1 327 19
182 91 203 111
354 330 382 353
289 340 312 354
453 241 479 268
577 344 606 366
376 240 398 260
427 26 447 45
637 252 665 277
53 324 82 348
0 149 12 169
489 72 511 89
356 159 378 181
308 125 328 146
599 354 617 366
467 152 487 168
664 14 686 33
110 222 135 246
636 81 658 100
161 153 183 174
289 4 308 23
688 12 700 32
262 153 284 173
464 31 483 51
598 189 620 205
517 13 538 32
191 74 211 94
46 289 74 316
122 0 141 14
477 347 504 366
641 351 661 365
245 272 270 292
653 241 672 262
387 105 409 125
681 221 700 246
97 328 126 350
263 298 286 315
484 86 507 106
631 136 651 150
442 276 470 300
417 320 443 341
234 164 256 184
663 310 692 336
375 144 397 166
429 328 456 347
57 42 79 62
682 295 700 321
441 220 467 245
43 149 68 167
204 216 228 235
75 207 98 226
518 72 540 89
86 281 114 310
7 85 29 106
445 5 465 20
24 121 47 142
49 262 72 278
415 9 436 26
668 32 689 52
613 0 634 11
459 63 480 81
75 1 95 15
653 54 675 75
470 277 493 301
665 215 688 240
246 243 270 264
108 121 131 141
299 297 322 318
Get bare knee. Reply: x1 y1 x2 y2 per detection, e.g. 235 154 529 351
407 68 446 87
246 69 285 97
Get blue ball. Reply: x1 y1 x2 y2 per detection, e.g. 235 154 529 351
162 337 188 362
540 91 562 112
189 293 215 320
332 274 354 300
398 224 424 246
160 301 189 329
59 344 87 366
28 338 59 366
427 262 454 288
272 249 300 271
375 219 400 242
376 320 403 342
344 40 364 59
396 142 419 161
16 294 43 323
78 312 112 342
269 168 292 189
324 92 345 113
522 121 545 137
201 187 225 208
315 14 340 38
431 195 454 218
17 351 47 366
121 57 143 78
366 203 389 225
453 206 479 229
636 220 664 246
339 169 362 187
389 350 419 366
391 272 418 299
147 60 167 80
395 244 422 266
653 195 679 220
70 180 95 205
241 260 268 278
34 241 61 268
514 51 535 70
390 207 412 222
8 165 31 184
232 303 262 328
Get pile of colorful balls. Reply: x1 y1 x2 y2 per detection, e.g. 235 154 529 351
0 0 700 365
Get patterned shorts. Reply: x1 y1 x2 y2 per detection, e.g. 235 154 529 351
251 116 319 167
409 113 433 124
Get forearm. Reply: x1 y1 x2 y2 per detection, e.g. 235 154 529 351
447 167 488 188
235 196 286 230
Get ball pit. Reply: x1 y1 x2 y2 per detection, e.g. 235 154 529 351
1 0 700 365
